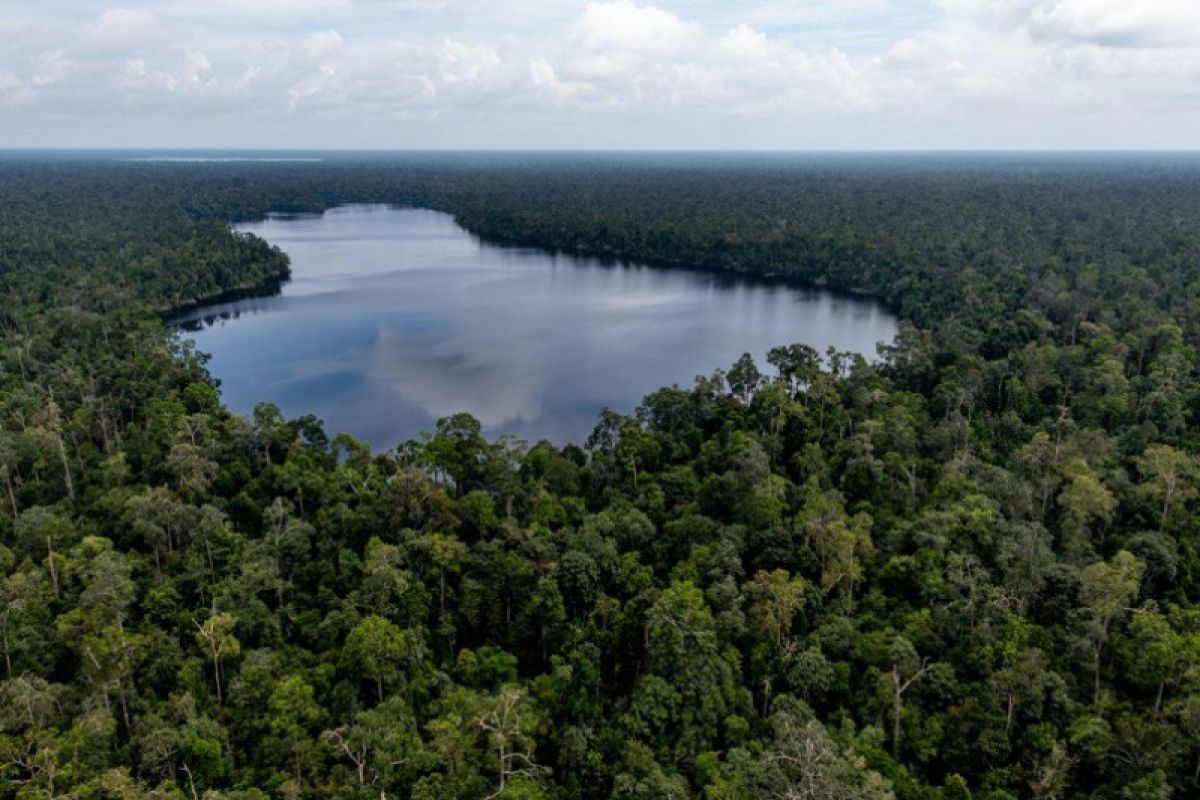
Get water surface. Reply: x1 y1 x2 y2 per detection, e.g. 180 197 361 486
173 205 897 448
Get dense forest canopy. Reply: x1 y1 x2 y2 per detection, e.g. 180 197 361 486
1 152 1200 799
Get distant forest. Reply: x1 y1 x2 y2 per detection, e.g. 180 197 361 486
1 153 1200 799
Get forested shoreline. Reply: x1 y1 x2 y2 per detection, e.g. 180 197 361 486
2 153 1200 799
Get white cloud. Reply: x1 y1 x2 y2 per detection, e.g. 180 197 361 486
939 0 1200 46
165 0 351 18
1033 0 1200 47
0 71 33 108
84 8 168 55
299 30 344 61
575 1 698 55
718 24 779 61
437 39 503 87
528 56 614 108
33 50 75 86
124 50 258 101
1 0 1199 147
287 63 342 110
889 0 1200 119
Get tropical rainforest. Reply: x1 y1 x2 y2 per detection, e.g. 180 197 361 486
0 152 1199 799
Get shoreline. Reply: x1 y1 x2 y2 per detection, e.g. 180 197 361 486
163 203 900 329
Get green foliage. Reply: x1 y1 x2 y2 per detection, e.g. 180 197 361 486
0 154 1199 797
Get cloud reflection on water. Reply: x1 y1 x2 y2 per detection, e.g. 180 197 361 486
175 205 897 449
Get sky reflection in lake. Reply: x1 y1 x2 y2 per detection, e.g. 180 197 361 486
172 205 897 449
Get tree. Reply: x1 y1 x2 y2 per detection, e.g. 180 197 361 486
477 685 547 800
768 343 822 395
321 696 423 795
800 491 874 611
79 626 142 731
707 701 894 800
1078 551 1144 707
0 434 21 520
991 646 1052 732
1135 445 1197 529
884 635 933 753
1028 740 1073 800
76 547 136 630
125 487 193 573
728 353 763 403
358 538 432 628
1057 459 1116 559
0 675 61 731
343 615 424 703
193 612 240 706
1123 606 1197 713
421 413 489 496
268 675 322 783
421 532 468 620
13 507 73 598
0 570 48 678
167 442 217 497
645 581 738 756
744 569 807 648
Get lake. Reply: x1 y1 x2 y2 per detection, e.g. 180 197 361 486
171 205 897 449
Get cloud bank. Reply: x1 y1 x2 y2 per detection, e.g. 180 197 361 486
0 0 1197 147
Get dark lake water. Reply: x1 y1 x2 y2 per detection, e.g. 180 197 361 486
171 205 897 449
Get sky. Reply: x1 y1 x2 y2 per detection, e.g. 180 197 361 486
0 0 1198 150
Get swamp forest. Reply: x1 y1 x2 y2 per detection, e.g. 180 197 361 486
0 152 1198 799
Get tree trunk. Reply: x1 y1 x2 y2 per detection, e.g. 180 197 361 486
892 667 902 753
46 537 58 598
56 432 73 499
213 654 223 705
4 479 16 519
119 683 132 731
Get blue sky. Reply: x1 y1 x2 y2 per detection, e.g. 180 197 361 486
1 1 1197 149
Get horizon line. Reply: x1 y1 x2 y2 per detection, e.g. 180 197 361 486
3 146 1200 154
